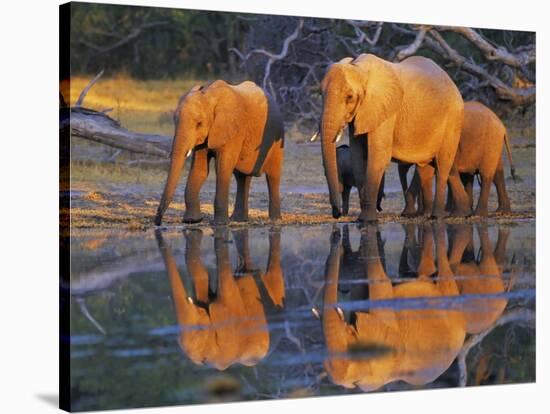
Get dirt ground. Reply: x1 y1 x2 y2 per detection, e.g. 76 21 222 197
65 138 535 232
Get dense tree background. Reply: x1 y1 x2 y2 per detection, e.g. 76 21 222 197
69 3 535 129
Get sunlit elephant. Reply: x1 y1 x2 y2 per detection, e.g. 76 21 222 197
321 223 466 391
447 223 513 333
155 227 284 370
155 80 284 226
446 101 516 216
336 145 384 215
320 53 470 221
403 102 516 217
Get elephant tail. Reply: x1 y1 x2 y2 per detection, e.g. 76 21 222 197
504 132 517 181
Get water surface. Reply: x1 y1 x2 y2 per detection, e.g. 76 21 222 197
68 221 535 411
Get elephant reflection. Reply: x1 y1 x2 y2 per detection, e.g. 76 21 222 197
155 227 284 370
447 224 513 333
320 222 511 391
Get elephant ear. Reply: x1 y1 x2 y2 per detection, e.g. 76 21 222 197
353 55 404 135
207 84 241 150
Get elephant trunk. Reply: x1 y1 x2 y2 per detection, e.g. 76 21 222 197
321 103 343 218
155 126 190 225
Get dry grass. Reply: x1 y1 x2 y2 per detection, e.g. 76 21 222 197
62 75 203 136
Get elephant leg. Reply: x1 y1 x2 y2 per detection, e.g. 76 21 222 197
349 134 367 210
377 173 385 212
418 165 434 217
358 163 387 223
494 163 511 213
461 173 475 212
447 165 472 217
213 152 235 225
183 147 211 223
358 132 391 223
342 185 351 216
474 172 494 217
266 171 282 221
399 163 416 217
231 171 252 222
445 182 454 212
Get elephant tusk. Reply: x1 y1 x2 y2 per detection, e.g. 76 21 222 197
333 128 344 143
336 306 345 321
187 296 194 304
311 307 320 319
186 149 193 158
309 131 319 142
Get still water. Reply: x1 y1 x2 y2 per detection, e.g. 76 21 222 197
68 221 535 411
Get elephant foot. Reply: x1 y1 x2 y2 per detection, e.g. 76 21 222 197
357 211 378 224
182 214 203 224
473 208 489 218
495 206 512 215
154 213 163 226
230 212 248 222
449 208 472 218
430 208 447 220
212 216 229 226
400 208 417 218
332 206 342 219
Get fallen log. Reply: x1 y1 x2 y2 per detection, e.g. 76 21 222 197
61 71 172 158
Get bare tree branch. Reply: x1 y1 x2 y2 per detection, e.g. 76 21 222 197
439 26 536 68
427 29 535 105
75 69 105 107
231 19 304 90
345 20 384 46
395 26 428 61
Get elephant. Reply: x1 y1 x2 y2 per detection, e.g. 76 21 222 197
402 102 516 217
321 223 467 391
155 226 284 370
447 101 515 216
319 53 470 222
154 80 284 226
336 145 385 215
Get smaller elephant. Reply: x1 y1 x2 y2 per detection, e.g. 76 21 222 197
336 145 384 215
404 102 515 217
155 80 284 226
448 101 515 216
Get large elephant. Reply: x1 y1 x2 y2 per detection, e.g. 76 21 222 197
321 223 466 391
155 227 284 370
155 80 284 226
320 53 470 221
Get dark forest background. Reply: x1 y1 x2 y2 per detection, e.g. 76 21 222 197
69 2 535 129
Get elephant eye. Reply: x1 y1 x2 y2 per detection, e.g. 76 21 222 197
346 94 354 102
196 121 203 128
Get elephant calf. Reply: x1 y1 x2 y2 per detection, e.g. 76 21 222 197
448 101 515 216
155 80 284 226
336 145 384 215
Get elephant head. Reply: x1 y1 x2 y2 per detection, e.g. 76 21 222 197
155 80 245 225
155 226 284 370
321 224 466 391
320 54 404 218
